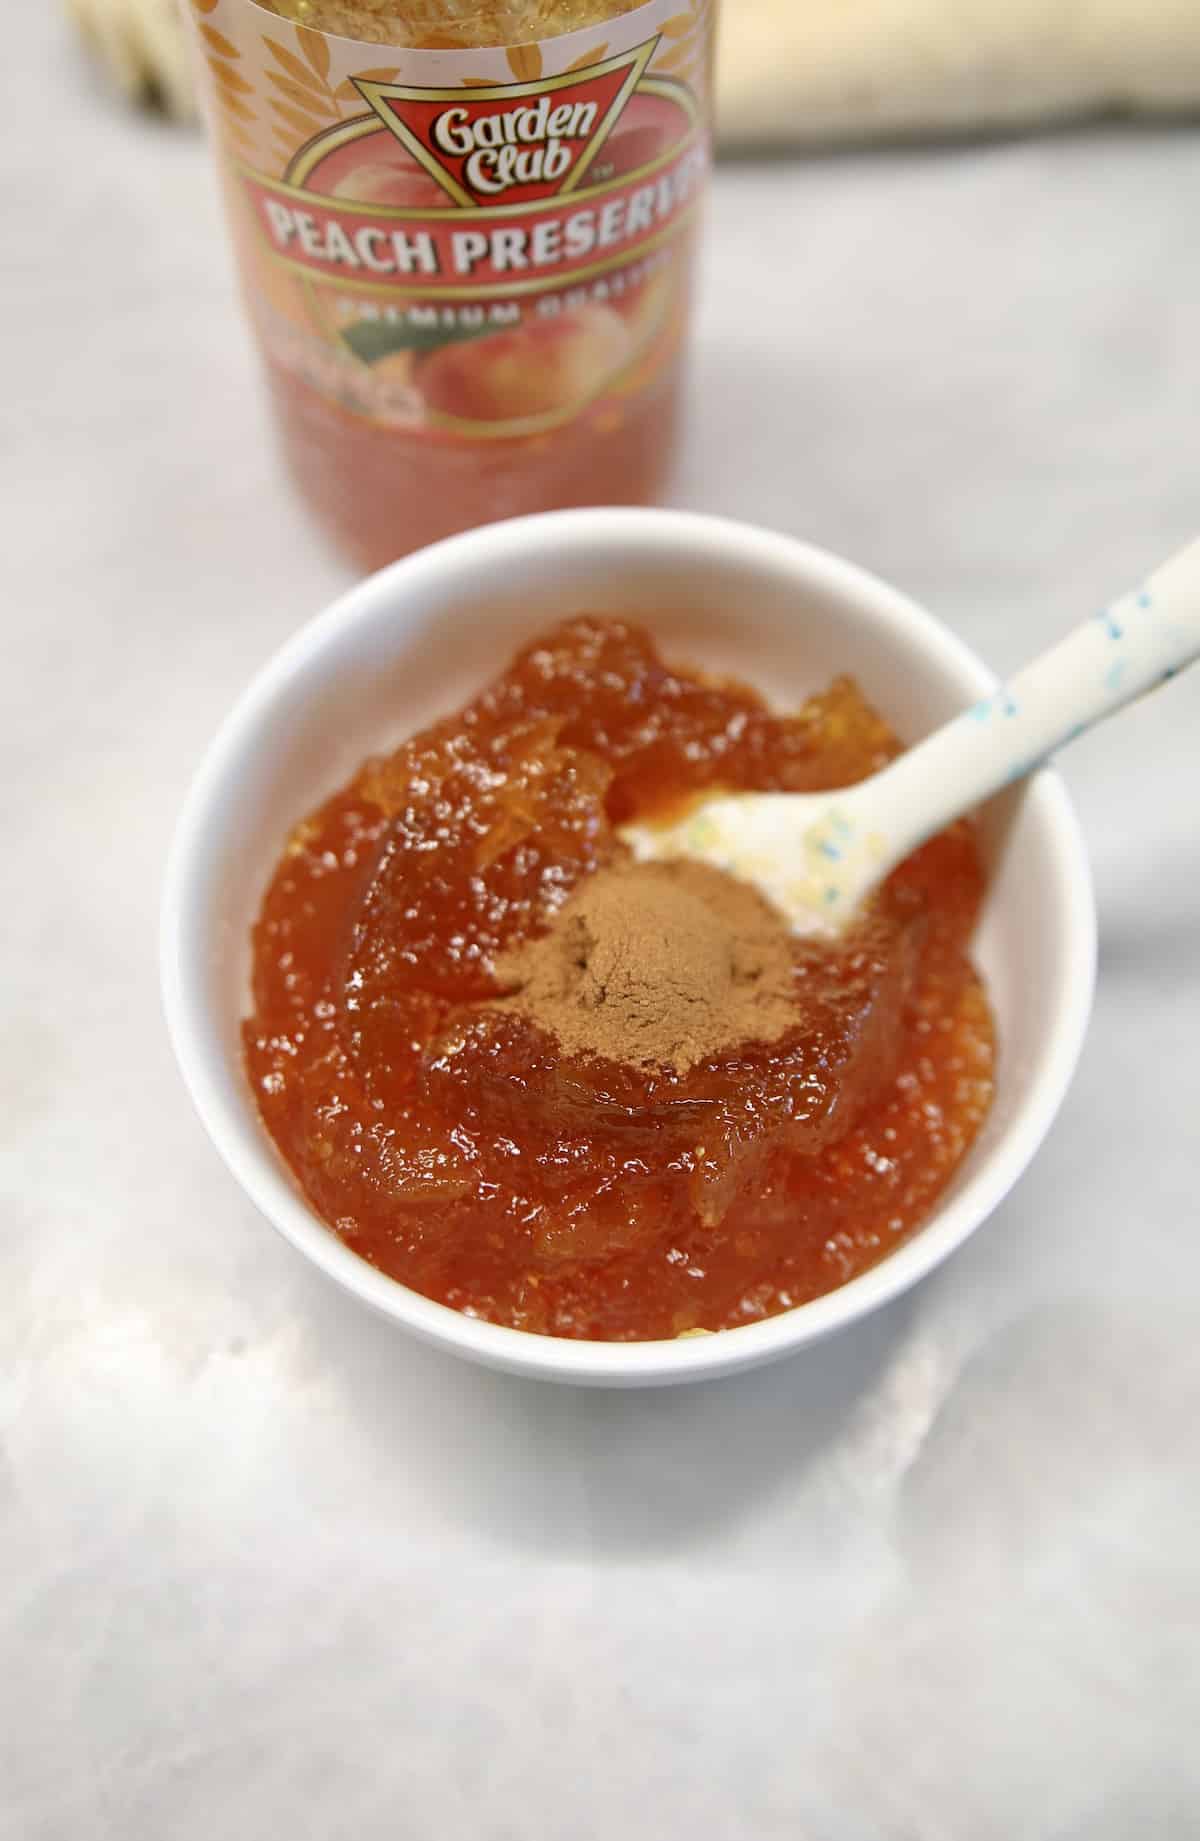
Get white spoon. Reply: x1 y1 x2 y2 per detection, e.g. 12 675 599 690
622 537 1200 934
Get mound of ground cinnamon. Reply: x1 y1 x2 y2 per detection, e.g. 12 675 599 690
491 859 797 1073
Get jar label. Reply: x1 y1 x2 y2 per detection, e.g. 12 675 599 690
184 0 714 438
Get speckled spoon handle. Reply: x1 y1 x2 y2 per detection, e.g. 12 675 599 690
623 536 1200 931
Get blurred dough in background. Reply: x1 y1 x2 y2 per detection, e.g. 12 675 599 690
66 0 1200 143
66 0 195 119
721 0 1200 145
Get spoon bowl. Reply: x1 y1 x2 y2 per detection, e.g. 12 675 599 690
161 509 1096 1386
623 536 1200 932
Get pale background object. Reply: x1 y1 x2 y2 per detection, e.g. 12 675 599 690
65 0 194 116
720 0 1200 145
7 3 1200 1835
63 0 1200 140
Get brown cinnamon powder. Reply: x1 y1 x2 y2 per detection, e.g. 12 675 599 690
491 860 797 1073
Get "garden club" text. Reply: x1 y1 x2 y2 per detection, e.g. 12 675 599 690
431 96 601 195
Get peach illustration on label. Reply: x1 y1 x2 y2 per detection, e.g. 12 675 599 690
332 152 448 210
615 265 674 347
252 249 317 334
591 121 667 184
419 304 631 423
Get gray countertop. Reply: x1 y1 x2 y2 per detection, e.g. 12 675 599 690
5 10 1200 1837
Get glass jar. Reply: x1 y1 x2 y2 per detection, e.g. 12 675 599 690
185 0 716 569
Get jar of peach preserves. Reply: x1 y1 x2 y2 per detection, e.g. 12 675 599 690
184 0 717 568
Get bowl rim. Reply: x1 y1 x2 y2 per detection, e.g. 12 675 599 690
161 508 1097 1386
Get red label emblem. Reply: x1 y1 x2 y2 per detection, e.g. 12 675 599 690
354 42 658 207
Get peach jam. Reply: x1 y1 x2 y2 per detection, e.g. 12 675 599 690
244 619 996 1342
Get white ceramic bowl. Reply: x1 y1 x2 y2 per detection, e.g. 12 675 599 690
162 509 1096 1386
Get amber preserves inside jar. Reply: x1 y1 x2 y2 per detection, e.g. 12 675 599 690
245 619 997 1342
234 0 697 571
263 3 641 46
